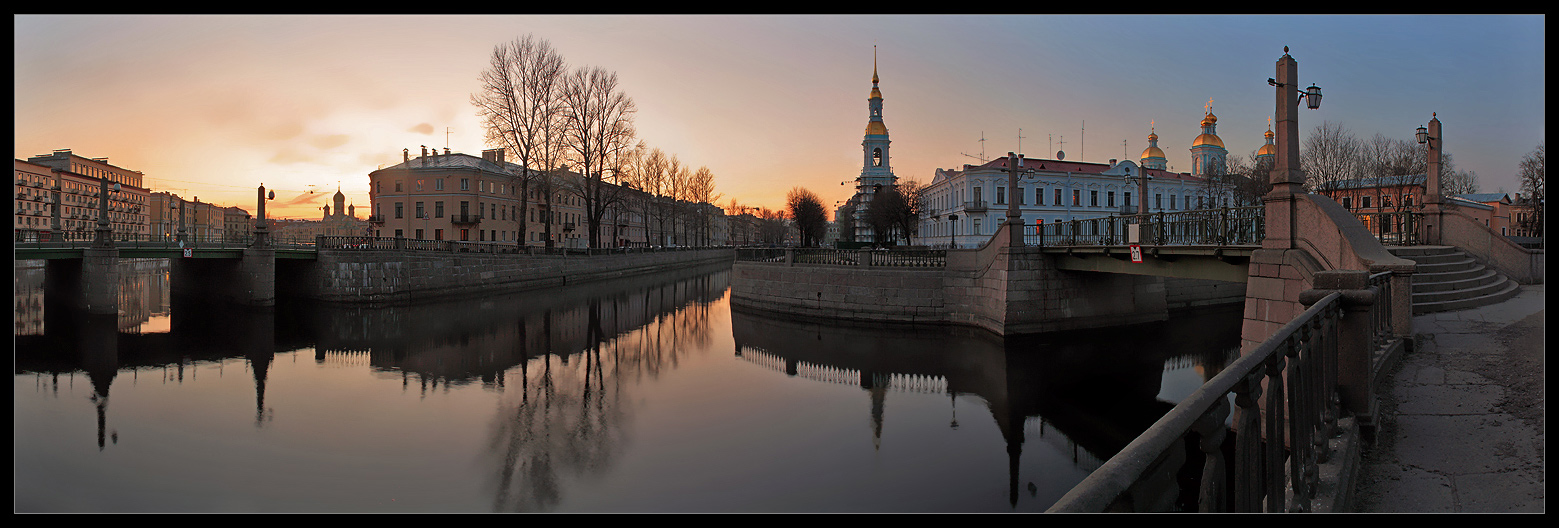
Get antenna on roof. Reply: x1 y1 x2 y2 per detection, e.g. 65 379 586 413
1081 121 1085 162
962 132 989 164
446 127 452 150
1018 128 1027 156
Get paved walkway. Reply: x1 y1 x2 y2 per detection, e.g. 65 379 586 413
1355 284 1545 513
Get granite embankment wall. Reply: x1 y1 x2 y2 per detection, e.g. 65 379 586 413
731 244 1244 336
281 248 734 303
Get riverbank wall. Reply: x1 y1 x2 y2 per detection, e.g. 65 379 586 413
730 246 1246 336
280 247 734 304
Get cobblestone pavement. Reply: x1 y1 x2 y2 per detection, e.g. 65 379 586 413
1355 284 1544 513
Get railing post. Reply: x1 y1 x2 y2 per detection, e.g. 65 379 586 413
784 247 794 266
1299 270 1377 440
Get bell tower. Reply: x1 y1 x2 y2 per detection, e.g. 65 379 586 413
851 46 897 242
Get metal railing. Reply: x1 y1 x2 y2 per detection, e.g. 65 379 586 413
318 235 732 256
14 229 318 250
1024 206 1265 247
1353 211 1422 246
734 247 946 268
1050 291 1344 512
1051 271 1400 512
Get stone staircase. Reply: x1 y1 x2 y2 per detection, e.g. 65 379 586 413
1389 246 1521 314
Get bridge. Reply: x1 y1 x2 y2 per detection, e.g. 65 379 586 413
728 50 1545 513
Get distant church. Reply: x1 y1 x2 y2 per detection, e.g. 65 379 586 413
840 47 897 243
321 186 366 237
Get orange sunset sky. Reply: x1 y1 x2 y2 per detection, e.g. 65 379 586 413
15 15 1545 219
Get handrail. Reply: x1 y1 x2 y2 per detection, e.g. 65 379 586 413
1049 290 1346 512
1025 205 1265 247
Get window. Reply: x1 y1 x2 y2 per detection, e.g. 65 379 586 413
1342 196 1351 209
435 229 443 240
1036 188 1044 206
1382 195 1392 208
1090 191 1098 207
395 181 403 192
416 180 423 192
461 179 470 191
996 186 1005 205
415 229 424 240
435 179 444 191
1362 196 1371 208
1055 189 1063 206
972 218 981 235
415 202 424 219
1170 195 1177 210
1155 194 1162 210
1072 190 1080 206
1124 192 1132 209
435 201 444 218
395 229 403 238
1404 195 1413 207
395 202 404 219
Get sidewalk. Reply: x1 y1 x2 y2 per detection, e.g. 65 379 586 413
1354 284 1545 513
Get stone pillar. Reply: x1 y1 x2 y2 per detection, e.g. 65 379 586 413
1264 50 1305 251
1299 270 1377 438
81 247 120 315
238 248 277 307
1421 115 1444 245
1006 152 1024 247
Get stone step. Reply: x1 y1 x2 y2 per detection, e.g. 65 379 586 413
1413 269 1502 293
1394 251 1469 265
1387 246 1460 258
1414 274 1513 304
1412 279 1521 314
1411 257 1479 274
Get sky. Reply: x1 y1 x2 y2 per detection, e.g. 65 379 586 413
14 14 1545 219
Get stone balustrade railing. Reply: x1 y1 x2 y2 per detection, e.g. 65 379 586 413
1049 268 1399 512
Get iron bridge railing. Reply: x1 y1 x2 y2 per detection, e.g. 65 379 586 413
735 247 947 268
1023 205 1265 247
1050 270 1402 512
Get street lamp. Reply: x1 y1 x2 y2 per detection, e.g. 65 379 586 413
1269 78 1323 110
1415 115 1438 146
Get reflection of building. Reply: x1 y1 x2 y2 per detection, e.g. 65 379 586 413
18 150 152 236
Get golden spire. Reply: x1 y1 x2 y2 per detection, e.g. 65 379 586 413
872 45 878 85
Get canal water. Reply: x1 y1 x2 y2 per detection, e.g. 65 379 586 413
14 258 1243 513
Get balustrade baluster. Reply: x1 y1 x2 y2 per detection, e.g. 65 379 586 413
1288 324 1315 512
1233 373 1265 512
1263 353 1287 513
1194 397 1230 512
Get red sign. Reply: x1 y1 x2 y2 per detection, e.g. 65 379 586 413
1129 244 1142 263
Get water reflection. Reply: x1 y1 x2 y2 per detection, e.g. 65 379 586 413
729 304 1241 508
15 255 1242 512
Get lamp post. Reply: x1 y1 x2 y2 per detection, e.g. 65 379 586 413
94 179 121 248
177 196 187 246
1416 113 1444 244
1264 46 1323 250
256 185 275 247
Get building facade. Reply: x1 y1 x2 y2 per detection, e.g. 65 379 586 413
916 115 1235 248
18 150 152 238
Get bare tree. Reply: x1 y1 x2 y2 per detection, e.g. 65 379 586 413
685 166 721 245
787 187 827 248
1516 143 1544 236
864 180 922 246
560 66 637 248
1301 121 1361 197
471 35 567 247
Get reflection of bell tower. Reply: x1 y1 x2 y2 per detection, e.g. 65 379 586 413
864 372 888 450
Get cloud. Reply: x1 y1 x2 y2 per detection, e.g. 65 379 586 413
309 134 351 150
408 123 434 134
276 191 326 207
269 149 315 164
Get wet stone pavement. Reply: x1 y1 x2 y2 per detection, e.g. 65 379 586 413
1355 284 1544 513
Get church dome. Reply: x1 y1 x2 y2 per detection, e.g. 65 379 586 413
1192 133 1224 148
865 121 888 136
1257 143 1277 157
1201 112 1218 127
870 86 882 100
1141 145 1166 160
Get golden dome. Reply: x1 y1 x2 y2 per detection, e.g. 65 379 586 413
870 86 882 99
1201 112 1218 127
1257 143 1277 157
1192 133 1224 148
1147 132 1159 142
865 121 888 135
1264 128 1274 139
1141 146 1166 160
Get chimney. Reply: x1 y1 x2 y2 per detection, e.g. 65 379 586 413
483 149 506 165
1109 158 1117 167
420 146 427 167
444 147 451 156
403 148 409 163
